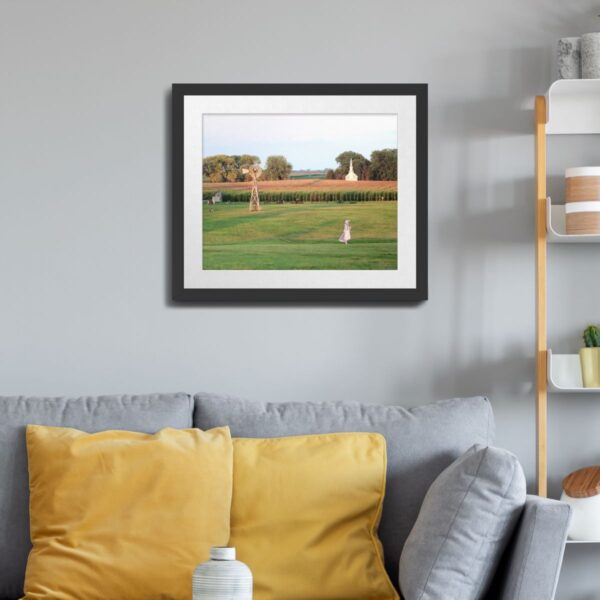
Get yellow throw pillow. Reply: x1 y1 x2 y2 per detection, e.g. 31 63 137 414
23 425 233 600
230 433 399 600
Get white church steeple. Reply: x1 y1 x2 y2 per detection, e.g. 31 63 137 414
345 158 358 182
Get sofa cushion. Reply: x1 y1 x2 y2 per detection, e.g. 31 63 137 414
231 433 398 600
399 445 526 600
23 425 233 600
0 393 192 600
193 394 494 586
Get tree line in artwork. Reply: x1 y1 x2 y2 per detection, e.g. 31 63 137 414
203 154 292 183
202 148 398 183
325 149 397 181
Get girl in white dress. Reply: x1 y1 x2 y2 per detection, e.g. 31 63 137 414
338 219 351 245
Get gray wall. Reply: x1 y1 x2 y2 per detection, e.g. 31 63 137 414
1 1 598 597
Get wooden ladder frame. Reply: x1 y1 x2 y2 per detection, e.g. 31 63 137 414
535 95 548 497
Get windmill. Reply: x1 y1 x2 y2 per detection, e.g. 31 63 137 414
242 163 263 212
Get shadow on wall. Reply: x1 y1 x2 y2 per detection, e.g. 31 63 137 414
164 89 173 307
431 175 536 400
437 178 535 246
547 173 567 202
437 47 551 138
431 350 535 403
425 46 553 408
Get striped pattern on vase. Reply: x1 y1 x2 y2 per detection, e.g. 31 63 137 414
193 547 253 600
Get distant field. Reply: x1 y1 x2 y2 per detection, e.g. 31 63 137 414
203 178 397 193
203 201 397 270
288 171 327 180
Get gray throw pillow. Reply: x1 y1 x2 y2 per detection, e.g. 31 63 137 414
399 445 526 600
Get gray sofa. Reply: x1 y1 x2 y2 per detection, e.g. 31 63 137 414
0 393 570 600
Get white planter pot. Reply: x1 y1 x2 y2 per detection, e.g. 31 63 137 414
193 547 253 600
560 492 600 540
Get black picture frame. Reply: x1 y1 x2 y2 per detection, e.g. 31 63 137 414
172 83 428 304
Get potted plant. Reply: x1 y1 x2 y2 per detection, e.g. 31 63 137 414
580 325 600 387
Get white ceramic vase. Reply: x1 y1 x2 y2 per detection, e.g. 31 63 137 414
560 492 600 541
193 547 252 600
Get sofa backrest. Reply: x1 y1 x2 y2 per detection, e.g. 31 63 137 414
0 393 193 600
194 394 495 588
0 393 494 598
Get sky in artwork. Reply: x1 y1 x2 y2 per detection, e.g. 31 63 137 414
203 114 397 170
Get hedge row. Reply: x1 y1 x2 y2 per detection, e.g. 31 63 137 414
203 190 397 203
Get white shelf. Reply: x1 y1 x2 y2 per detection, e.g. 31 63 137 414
566 539 600 544
548 349 600 393
546 197 600 243
546 79 600 134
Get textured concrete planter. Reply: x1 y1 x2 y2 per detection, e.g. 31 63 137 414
558 37 581 79
582 32 600 79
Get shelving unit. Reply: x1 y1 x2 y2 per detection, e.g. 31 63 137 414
547 197 600 243
536 80 600 498
547 350 600 393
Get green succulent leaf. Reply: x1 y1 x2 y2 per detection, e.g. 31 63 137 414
583 325 600 347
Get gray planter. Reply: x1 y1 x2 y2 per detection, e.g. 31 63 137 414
582 32 600 78
558 37 581 79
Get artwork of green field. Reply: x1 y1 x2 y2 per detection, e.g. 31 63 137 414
203 201 397 270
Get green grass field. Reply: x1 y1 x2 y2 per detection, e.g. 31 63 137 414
203 202 397 270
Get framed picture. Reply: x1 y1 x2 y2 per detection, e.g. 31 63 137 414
172 84 427 303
